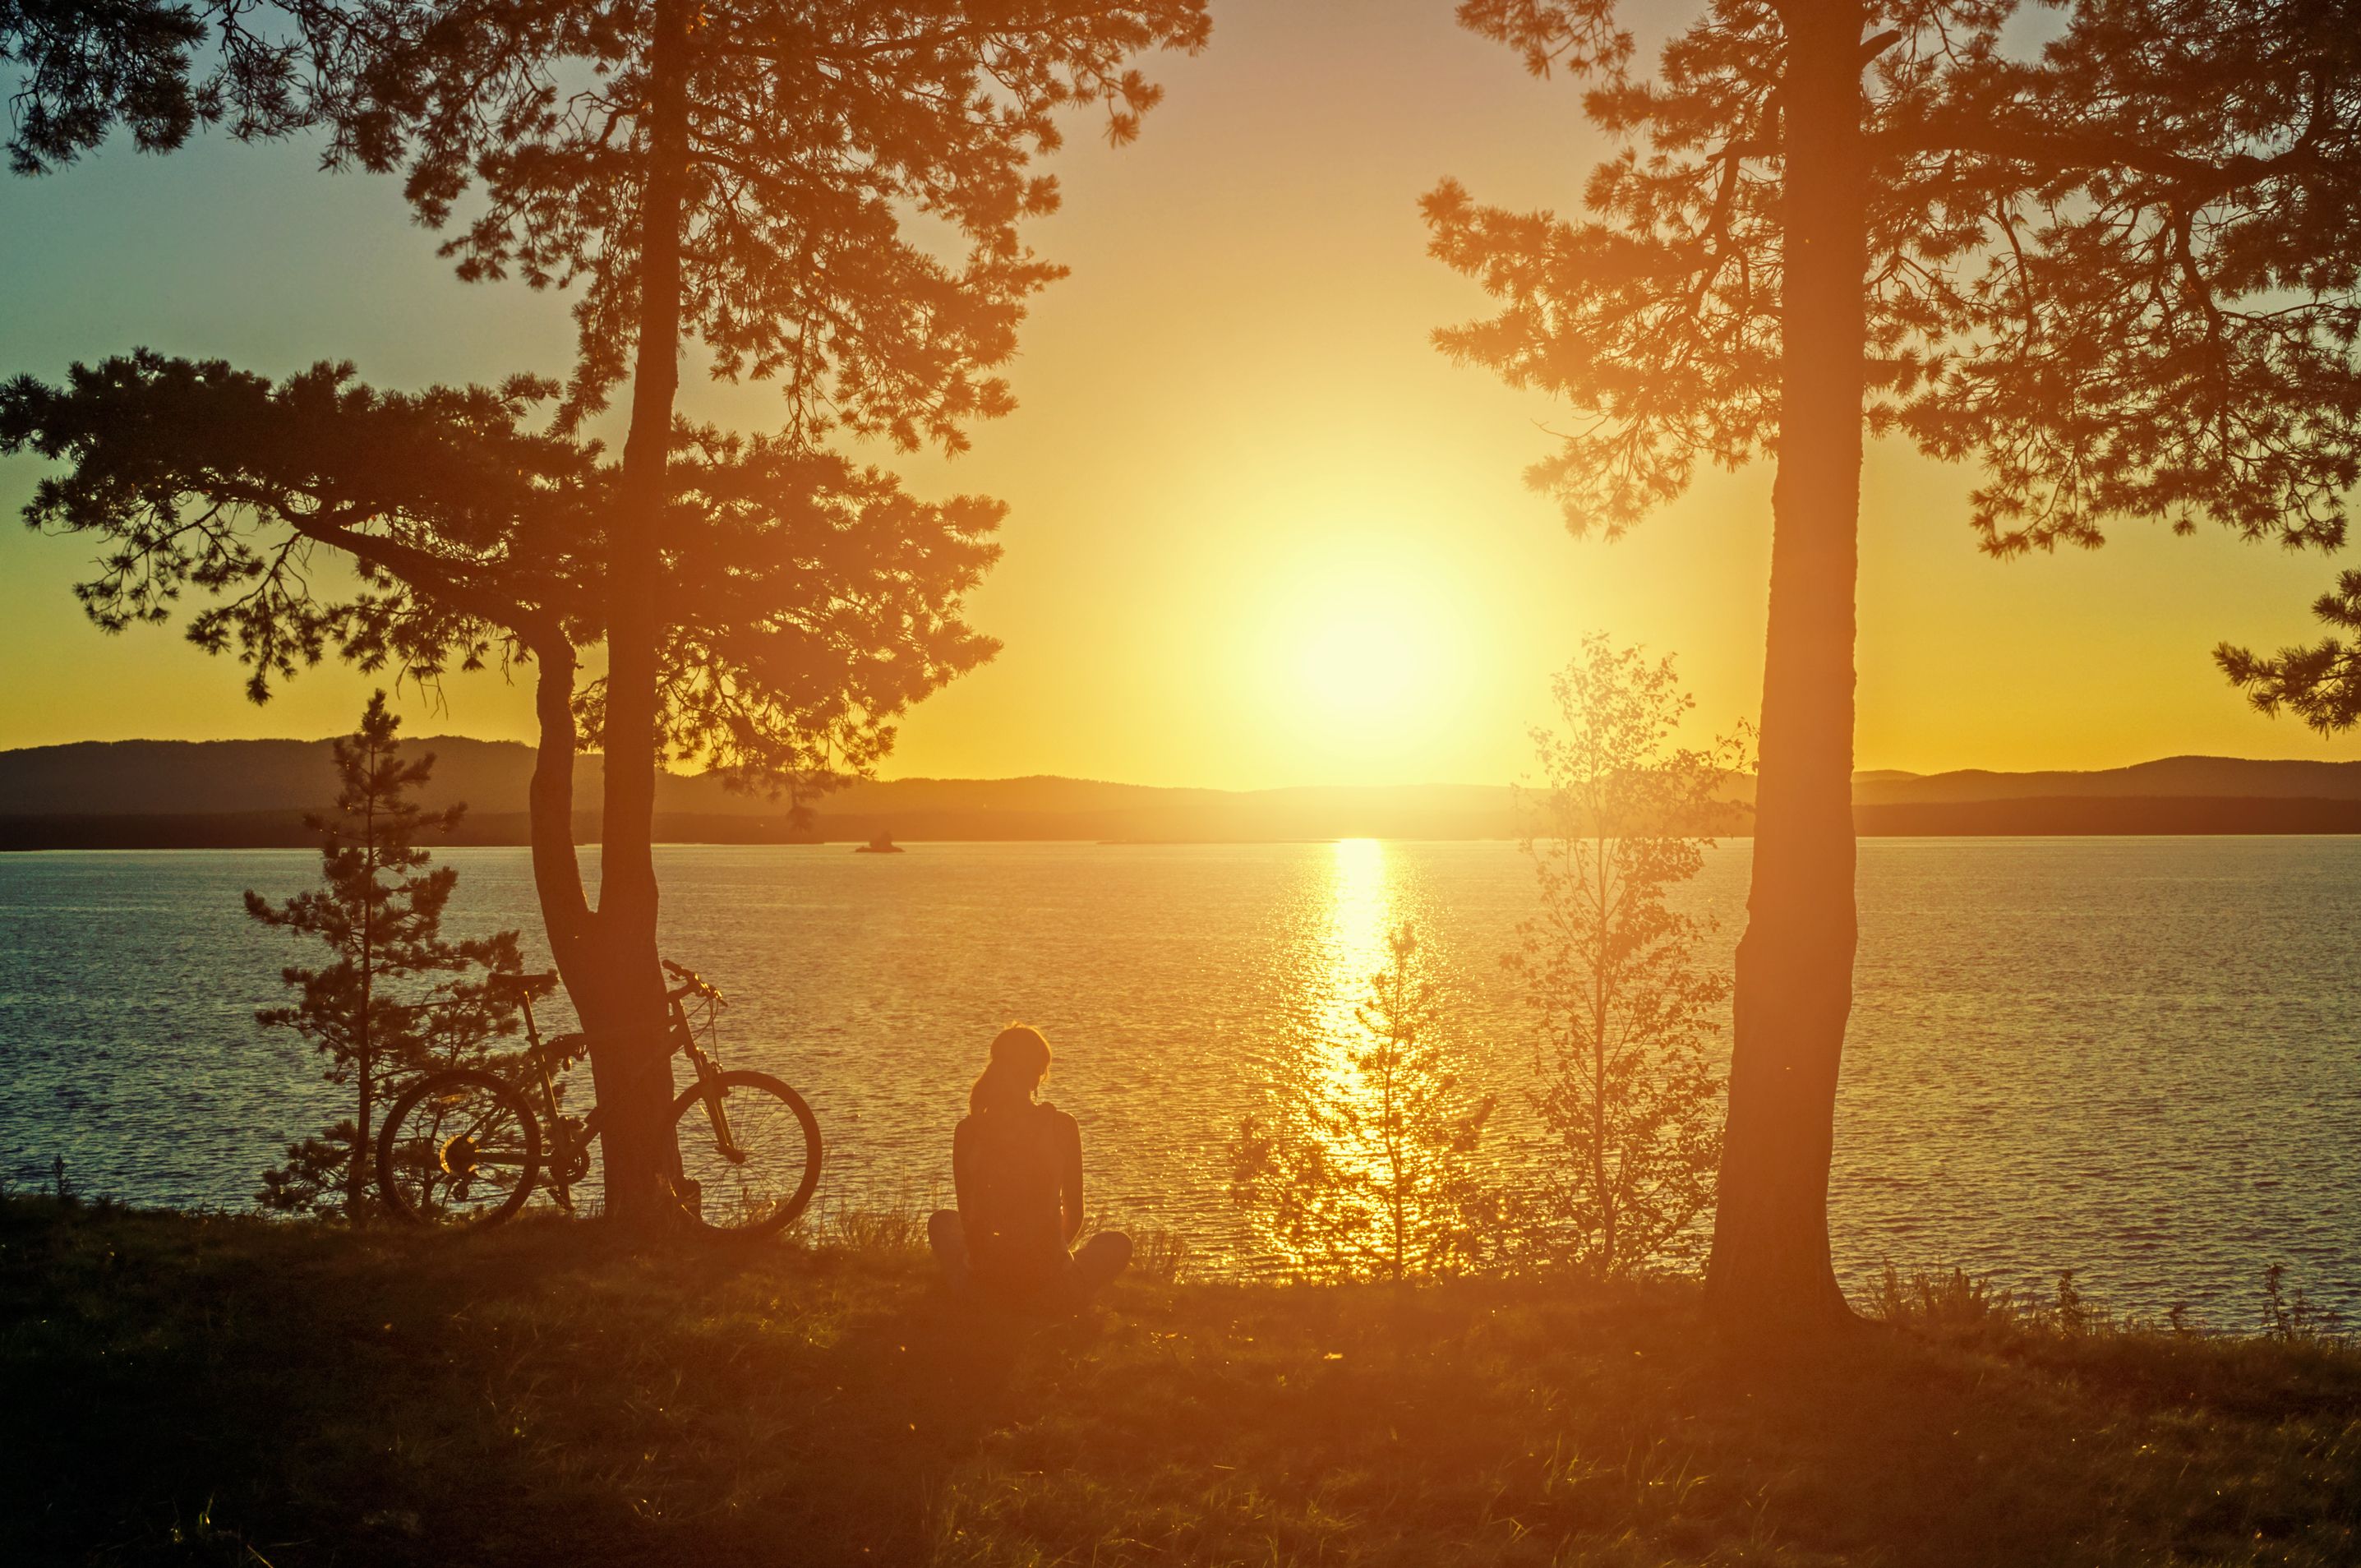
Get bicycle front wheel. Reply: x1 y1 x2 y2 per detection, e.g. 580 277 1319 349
670 1070 821 1239
377 1069 542 1229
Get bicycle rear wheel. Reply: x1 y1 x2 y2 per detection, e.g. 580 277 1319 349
670 1070 821 1239
377 1070 542 1228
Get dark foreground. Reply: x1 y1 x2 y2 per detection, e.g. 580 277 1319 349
4 1198 2357 1566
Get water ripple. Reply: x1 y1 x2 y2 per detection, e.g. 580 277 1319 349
0 837 2354 1326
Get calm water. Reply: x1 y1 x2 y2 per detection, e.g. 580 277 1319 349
2 838 2355 1323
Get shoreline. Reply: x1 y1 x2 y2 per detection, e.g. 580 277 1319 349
23 798 2361 850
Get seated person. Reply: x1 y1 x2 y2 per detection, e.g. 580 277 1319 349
929 1025 1131 1307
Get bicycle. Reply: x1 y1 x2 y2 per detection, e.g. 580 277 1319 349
374 959 823 1238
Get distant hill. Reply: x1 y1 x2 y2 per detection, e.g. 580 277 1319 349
6 739 2361 846
0 737 573 818
1851 755 2361 804
0 738 1529 846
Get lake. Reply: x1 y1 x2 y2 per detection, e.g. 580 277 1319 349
2 837 2355 1324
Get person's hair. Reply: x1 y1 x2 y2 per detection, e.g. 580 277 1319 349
970 1024 1052 1116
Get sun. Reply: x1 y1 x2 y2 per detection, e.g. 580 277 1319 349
1298 606 1427 718
1266 563 1468 743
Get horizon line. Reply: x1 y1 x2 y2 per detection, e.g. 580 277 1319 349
14 734 2361 794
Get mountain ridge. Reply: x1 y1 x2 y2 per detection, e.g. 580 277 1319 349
7 738 2361 845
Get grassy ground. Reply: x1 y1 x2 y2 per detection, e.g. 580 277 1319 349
4 1197 2357 1567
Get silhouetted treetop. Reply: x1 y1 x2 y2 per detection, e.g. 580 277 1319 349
5 1 1214 442
5 0 226 173
0 350 1001 793
1453 0 1631 81
634 424 1006 787
0 353 595 698
1427 0 2361 554
1 0 405 172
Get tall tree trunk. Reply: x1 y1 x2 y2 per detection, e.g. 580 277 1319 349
1703 0 1868 1330
524 633 596 1001
354 794 377 1213
583 0 694 1232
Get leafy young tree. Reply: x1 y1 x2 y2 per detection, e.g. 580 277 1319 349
248 691 539 1215
0 350 1001 1211
3 0 1212 1225
1509 636 1739 1277
1429 0 2361 1324
1230 925 1498 1282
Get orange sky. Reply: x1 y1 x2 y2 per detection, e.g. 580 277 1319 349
3 0 2357 788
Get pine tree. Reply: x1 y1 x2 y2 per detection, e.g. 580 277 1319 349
247 692 534 1216
4 2 1211 1228
1231 926 1497 1282
1430 0 2361 1326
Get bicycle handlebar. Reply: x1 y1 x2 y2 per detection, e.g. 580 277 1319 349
662 957 726 1008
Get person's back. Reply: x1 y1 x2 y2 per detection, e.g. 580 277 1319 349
954 1100 1078 1294
929 1024 1129 1308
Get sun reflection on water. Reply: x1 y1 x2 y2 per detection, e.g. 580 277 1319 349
1321 838 1392 1039
1236 837 1413 1271
1311 837 1411 1188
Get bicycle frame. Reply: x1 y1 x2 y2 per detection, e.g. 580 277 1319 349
514 971 747 1213
670 975 750 1169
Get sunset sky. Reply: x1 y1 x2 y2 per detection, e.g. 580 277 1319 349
3 0 2357 789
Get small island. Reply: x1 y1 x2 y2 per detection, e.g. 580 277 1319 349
854 832 906 855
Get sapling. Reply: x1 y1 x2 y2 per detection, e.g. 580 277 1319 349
1510 636 1742 1276
1231 925 1497 1281
247 693 538 1215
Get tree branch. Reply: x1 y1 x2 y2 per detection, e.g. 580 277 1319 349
1879 118 2344 200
